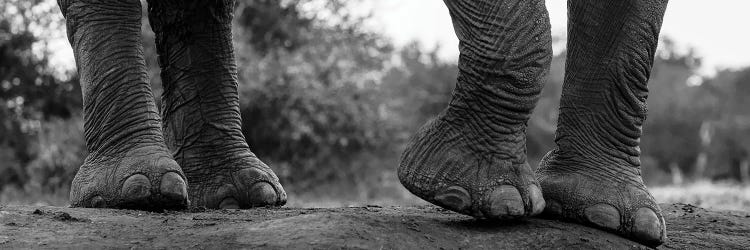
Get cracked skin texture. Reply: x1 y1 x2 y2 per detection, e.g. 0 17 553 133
399 0 669 247
146 0 287 209
59 0 669 247
59 0 189 210
399 0 551 220
537 0 669 246
59 0 285 210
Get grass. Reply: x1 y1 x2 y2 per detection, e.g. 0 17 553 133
651 181 750 211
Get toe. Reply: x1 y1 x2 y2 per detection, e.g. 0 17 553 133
247 182 278 207
485 185 524 218
583 203 621 231
632 207 665 245
121 174 151 203
219 197 240 209
235 167 285 207
434 186 471 212
160 172 188 205
90 196 106 208
528 185 545 216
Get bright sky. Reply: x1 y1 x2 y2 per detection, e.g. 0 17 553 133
368 0 750 76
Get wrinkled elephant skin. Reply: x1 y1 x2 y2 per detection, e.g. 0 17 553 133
398 0 668 246
58 0 669 247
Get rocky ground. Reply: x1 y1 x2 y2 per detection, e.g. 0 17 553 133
0 203 748 249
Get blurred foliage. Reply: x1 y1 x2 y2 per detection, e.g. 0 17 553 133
642 38 750 184
232 0 396 193
0 0 81 198
1 0 749 206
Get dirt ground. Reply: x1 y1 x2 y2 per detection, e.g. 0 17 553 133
0 203 748 249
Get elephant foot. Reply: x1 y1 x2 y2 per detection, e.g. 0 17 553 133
182 154 287 209
146 0 286 210
70 145 188 210
398 113 545 220
536 149 666 247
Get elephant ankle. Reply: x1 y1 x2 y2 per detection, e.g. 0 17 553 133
445 103 529 137
538 148 643 181
428 111 530 164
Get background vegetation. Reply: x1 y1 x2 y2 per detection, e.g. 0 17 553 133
1 0 749 210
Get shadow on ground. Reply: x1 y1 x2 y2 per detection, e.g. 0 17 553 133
0 203 748 249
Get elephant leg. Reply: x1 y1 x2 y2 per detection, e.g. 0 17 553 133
59 0 188 209
146 0 286 209
536 0 668 246
398 0 551 219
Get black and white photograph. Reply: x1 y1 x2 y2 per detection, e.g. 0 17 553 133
0 0 749 248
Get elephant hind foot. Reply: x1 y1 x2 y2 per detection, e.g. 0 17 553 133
536 149 666 247
70 146 189 210
398 115 545 220
183 156 287 209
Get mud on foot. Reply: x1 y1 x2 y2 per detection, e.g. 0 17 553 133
398 114 545 220
536 149 666 247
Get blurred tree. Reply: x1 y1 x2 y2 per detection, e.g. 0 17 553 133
641 43 707 183
642 37 750 184
233 0 395 191
235 0 313 54
697 68 750 183
380 42 457 142
0 0 82 199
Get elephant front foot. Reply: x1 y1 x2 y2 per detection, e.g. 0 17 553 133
398 114 545 220
536 149 666 247
182 154 287 209
70 146 189 210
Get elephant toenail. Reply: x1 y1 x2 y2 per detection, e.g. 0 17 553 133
487 185 524 218
219 197 240 209
121 174 151 202
528 185 545 216
434 186 470 212
90 196 106 208
160 172 187 201
584 204 621 230
247 182 278 206
632 208 665 244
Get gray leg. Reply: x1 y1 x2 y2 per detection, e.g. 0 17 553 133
59 0 188 209
537 0 668 246
398 0 551 219
147 0 287 209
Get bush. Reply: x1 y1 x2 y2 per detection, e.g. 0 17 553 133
24 117 85 196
